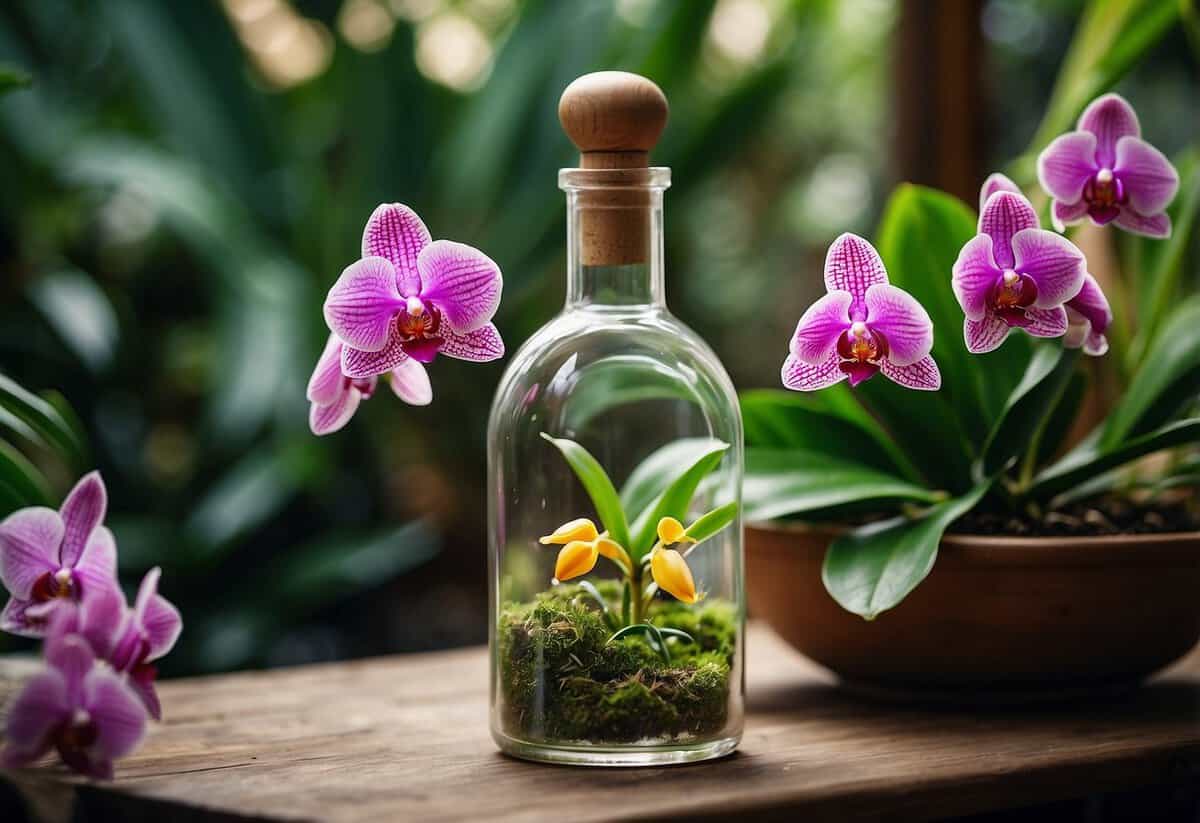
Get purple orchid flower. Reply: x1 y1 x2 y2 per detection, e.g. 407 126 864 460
2 635 147 779
783 233 941 391
1037 93 1179 238
307 333 432 436
47 568 182 721
1063 274 1113 356
0 472 117 637
952 179 1087 353
323 204 504 381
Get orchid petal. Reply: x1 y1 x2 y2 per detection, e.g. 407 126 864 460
323 256 403 352
361 203 430 296
1112 208 1171 239
650 547 698 604
540 519 600 545
69 581 126 659
553 540 599 581
880 355 941 391
790 290 852 364
1065 306 1109 355
440 323 504 362
1 668 68 766
341 327 410 378
656 516 694 545
1114 136 1180 216
309 385 362 436
951 234 1001 321
964 315 1011 354
416 240 502 333
128 668 162 721
84 666 148 761
306 335 346 405
389 358 433 406
1078 93 1140 168
1023 306 1070 338
1036 132 1098 204
1065 274 1111 338
823 233 888 315
0 596 40 638
0 507 63 599
58 472 106 569
979 191 1039 269
781 352 846 392
46 635 95 703
141 595 182 661
979 173 1021 211
1051 199 1090 232
864 283 933 366
73 526 117 600
1011 228 1086 308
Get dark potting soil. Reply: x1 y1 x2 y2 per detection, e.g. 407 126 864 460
951 495 1200 537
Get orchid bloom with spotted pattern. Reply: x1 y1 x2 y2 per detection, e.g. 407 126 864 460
1037 94 1179 238
783 233 940 392
952 178 1087 353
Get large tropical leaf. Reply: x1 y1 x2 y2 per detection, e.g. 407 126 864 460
743 449 943 522
620 437 728 518
0 372 87 472
980 345 1079 478
822 482 990 620
626 440 729 558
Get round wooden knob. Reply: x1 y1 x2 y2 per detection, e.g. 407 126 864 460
559 71 668 168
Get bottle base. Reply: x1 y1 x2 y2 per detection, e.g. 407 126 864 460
493 731 740 767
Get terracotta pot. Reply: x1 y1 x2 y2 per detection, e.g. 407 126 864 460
746 523 1200 694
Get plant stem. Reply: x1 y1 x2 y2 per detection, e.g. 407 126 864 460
629 567 644 625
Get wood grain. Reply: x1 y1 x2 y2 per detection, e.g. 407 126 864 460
2 624 1199 822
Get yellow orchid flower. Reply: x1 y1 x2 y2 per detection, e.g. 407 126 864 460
650 546 699 604
554 540 599 582
539 518 599 545
656 516 696 546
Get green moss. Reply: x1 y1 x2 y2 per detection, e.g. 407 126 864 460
497 582 737 744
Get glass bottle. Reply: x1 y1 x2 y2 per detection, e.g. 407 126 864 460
487 72 744 766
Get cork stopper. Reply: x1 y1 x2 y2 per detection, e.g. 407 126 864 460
559 72 668 266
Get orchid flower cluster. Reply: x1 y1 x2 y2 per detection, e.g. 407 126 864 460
539 435 737 661
747 92 1193 620
0 472 182 779
308 203 505 434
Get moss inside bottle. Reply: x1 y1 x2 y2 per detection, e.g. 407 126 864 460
487 72 745 766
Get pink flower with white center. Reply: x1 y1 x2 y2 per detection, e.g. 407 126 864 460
952 179 1087 354
48 569 182 721
1 635 147 779
306 334 432 436
1037 94 1179 238
783 233 941 392
0 472 117 637
323 204 504 380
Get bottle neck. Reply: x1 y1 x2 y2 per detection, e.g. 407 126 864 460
563 177 667 310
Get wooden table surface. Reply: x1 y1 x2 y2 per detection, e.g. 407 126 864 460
2 624 1199 823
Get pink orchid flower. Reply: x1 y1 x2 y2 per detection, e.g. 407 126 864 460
323 204 504 380
952 178 1087 353
1037 93 1179 238
0 472 117 637
977 174 1112 357
783 233 941 391
48 568 182 721
2 635 147 779
307 334 433 436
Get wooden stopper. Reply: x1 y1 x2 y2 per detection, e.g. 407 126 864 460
559 72 668 266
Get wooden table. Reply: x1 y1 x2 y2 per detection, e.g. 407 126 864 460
2 624 1199 822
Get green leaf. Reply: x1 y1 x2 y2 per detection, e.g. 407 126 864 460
28 269 120 373
541 434 632 549
621 580 632 627
739 388 920 481
656 627 697 645
682 501 739 544
0 440 52 510
0 373 87 472
620 437 726 521
1022 0 1181 172
577 580 618 631
1103 296 1200 448
627 441 729 558
1033 418 1200 499
0 65 31 96
823 482 990 620
744 449 943 522
980 346 1079 477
